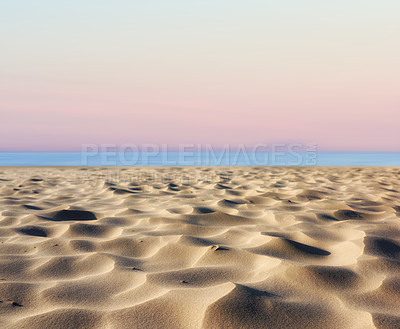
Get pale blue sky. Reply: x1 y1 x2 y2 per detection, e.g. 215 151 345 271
1 1 399 150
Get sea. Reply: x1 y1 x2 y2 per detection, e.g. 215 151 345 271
0 152 399 166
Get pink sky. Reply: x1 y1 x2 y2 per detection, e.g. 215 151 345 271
1 1 399 151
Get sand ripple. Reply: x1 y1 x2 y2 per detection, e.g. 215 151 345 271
0 167 400 328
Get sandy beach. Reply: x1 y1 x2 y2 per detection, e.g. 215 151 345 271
1 166 400 328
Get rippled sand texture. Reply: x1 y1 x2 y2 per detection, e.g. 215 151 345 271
1 167 400 329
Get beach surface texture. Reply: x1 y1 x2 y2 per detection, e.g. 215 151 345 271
0 167 399 328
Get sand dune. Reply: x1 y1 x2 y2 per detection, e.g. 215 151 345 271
1 167 400 328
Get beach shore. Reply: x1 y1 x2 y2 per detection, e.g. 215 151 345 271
1 167 399 328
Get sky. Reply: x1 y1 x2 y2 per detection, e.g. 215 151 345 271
1 0 399 151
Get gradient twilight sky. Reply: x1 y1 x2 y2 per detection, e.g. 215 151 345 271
1 0 399 151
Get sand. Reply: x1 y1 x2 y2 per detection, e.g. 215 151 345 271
0 166 400 329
